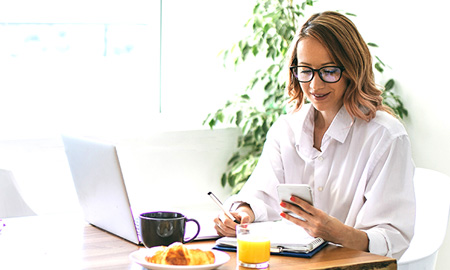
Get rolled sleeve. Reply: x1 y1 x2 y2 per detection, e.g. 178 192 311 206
364 229 391 257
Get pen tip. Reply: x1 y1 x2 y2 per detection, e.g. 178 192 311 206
207 191 212 195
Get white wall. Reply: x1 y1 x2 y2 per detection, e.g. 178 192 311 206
115 128 239 215
159 0 257 123
310 0 450 268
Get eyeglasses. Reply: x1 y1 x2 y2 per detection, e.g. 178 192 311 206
290 66 345 83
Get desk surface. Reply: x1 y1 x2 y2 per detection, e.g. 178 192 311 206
0 215 396 270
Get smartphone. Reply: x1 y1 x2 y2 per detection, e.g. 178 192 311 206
277 184 314 206
277 184 314 220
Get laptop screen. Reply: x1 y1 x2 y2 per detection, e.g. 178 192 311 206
62 134 140 244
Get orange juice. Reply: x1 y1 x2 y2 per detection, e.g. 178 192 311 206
237 236 270 264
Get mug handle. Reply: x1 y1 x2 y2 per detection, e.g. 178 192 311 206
183 218 201 243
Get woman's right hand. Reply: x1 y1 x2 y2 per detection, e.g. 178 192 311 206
213 205 254 237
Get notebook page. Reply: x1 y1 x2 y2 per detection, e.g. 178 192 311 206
216 220 324 250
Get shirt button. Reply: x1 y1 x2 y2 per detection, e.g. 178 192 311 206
317 156 324 161
318 186 324 192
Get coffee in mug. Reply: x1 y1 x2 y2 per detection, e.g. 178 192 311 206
139 211 201 248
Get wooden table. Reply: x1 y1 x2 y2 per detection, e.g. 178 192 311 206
0 215 396 269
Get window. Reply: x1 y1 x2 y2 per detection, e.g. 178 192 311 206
0 0 160 139
0 0 254 140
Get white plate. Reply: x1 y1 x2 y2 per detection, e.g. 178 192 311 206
129 246 230 270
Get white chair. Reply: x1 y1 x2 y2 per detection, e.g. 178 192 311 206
0 169 36 218
398 168 450 270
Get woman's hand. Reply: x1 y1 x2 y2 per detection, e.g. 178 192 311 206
280 196 369 252
213 205 255 237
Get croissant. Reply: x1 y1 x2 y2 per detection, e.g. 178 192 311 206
146 243 215 265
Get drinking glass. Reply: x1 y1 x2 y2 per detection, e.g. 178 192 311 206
237 223 270 268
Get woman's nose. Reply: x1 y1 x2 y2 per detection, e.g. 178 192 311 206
309 71 325 90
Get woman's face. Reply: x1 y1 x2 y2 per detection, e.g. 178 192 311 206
296 37 347 117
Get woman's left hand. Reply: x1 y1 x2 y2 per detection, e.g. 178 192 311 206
280 196 369 251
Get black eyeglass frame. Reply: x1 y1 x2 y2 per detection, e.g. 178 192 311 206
290 65 346 83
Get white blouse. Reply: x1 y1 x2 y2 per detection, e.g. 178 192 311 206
228 104 416 259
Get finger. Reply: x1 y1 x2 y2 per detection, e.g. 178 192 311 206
289 196 315 215
231 212 243 223
240 214 251 224
219 213 239 235
221 211 253 235
230 210 251 224
280 211 308 228
219 213 236 228
215 222 233 237
280 201 309 219
214 222 224 236
213 216 224 236
214 215 235 237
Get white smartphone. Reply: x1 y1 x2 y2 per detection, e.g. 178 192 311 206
277 184 314 206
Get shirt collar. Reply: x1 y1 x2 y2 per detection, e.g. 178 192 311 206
326 105 355 144
293 104 354 159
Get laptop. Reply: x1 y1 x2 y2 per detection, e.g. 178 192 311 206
62 134 220 245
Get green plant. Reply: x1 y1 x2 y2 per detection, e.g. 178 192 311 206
204 0 408 194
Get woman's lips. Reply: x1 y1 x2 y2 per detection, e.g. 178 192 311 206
311 92 330 100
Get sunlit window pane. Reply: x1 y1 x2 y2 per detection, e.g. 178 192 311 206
0 0 160 139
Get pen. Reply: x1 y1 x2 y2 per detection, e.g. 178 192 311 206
207 191 239 224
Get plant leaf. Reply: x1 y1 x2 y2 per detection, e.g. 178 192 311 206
384 79 395 91
221 173 227 187
375 62 384 73
235 110 243 126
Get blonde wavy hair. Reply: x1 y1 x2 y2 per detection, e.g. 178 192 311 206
287 11 393 121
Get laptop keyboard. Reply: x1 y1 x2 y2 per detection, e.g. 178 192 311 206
134 217 141 237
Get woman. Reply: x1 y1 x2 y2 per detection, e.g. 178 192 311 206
213 11 415 259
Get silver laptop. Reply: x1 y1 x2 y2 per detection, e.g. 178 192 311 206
62 134 219 245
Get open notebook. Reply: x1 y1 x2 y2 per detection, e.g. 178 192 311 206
214 220 327 256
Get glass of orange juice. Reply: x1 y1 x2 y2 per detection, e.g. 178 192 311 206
237 223 270 268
